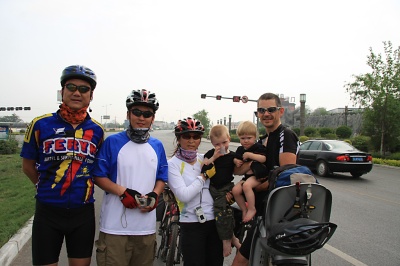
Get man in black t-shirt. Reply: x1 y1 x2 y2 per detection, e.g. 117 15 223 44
232 93 300 266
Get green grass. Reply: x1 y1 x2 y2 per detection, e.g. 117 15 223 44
0 152 35 247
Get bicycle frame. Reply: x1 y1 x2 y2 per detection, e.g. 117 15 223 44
156 187 182 266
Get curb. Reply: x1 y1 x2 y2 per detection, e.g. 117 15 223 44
0 217 33 266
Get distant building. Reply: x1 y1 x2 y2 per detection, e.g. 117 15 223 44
152 120 173 130
328 107 363 114
278 94 296 112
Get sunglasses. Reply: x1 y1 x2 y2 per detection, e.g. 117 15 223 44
257 107 281 114
65 83 91 93
181 134 202 140
130 108 154 118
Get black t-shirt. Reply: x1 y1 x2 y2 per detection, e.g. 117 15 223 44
204 149 235 189
235 142 267 161
259 124 300 172
255 124 300 212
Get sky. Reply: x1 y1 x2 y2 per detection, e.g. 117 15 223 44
1 0 399 126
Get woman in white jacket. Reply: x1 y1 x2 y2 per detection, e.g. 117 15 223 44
168 117 223 266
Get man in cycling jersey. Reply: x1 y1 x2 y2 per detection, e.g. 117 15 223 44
21 65 104 266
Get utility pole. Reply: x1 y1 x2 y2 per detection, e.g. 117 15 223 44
300 94 306 136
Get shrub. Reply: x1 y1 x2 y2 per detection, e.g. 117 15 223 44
336 126 352 139
0 139 19 154
230 135 240 143
388 152 400 160
372 158 400 167
258 127 266 136
324 133 337 140
299 136 309 143
343 139 352 145
304 127 317 137
292 128 300 136
319 127 333 137
351 135 371 152
372 151 400 160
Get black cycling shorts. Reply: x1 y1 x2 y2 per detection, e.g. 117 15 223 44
32 201 95 265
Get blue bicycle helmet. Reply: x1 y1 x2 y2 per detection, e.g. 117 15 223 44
60 65 97 90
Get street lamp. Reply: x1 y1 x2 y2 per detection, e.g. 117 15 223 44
228 115 232 133
300 94 306 136
102 104 112 130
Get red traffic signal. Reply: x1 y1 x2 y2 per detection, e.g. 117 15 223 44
233 96 241 102
216 95 222 100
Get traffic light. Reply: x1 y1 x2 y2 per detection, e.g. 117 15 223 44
201 94 206 99
0 107 5 111
16 107 23 111
24 107 31 110
233 96 241 102
216 95 222 100
7 107 14 111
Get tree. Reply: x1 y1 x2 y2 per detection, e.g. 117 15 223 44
311 107 329 116
193 109 211 134
362 95 400 153
345 41 400 155
0 114 23 123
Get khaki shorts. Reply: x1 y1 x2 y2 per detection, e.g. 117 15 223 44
95 232 156 266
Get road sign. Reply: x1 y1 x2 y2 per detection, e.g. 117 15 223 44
242 96 249 103
233 96 241 102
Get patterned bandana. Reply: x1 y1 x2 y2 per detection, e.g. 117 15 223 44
59 103 88 124
175 147 198 163
126 125 150 144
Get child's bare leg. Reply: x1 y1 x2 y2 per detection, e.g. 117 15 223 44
232 235 241 249
242 177 260 222
232 181 247 220
223 239 232 257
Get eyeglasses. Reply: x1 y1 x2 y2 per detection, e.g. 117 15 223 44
181 134 202 140
130 108 154 118
257 107 281 114
65 83 91 93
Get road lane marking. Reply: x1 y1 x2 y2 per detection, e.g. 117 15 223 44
324 244 368 266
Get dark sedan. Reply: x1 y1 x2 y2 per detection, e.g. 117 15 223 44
297 139 373 177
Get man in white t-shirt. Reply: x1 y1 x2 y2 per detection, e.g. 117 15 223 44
93 89 168 266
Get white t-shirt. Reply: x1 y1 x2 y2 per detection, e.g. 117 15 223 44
168 154 215 223
93 131 168 235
